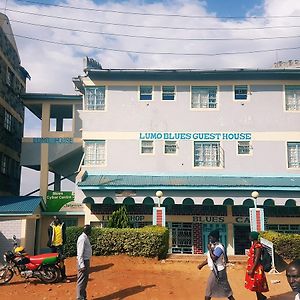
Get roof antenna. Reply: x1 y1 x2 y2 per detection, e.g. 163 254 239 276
4 0 8 14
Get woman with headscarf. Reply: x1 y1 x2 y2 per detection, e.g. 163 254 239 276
198 229 235 300
245 231 269 300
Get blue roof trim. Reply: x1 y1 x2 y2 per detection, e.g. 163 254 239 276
77 174 300 191
0 196 43 215
87 69 300 81
21 93 82 101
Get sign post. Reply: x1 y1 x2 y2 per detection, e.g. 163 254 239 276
153 191 165 227
260 237 279 274
46 191 75 212
152 207 166 227
249 208 265 232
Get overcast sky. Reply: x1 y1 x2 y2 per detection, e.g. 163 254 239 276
1 0 299 195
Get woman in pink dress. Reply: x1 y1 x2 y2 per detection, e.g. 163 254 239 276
245 231 269 300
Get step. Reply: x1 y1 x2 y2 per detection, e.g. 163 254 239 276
165 254 248 263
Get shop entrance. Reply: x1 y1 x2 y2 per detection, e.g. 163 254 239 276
171 223 193 254
202 223 227 251
234 225 251 254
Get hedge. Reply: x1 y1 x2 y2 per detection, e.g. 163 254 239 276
260 231 300 261
64 225 169 259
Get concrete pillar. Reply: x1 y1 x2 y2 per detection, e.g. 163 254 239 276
56 117 63 132
54 172 61 191
226 205 234 255
40 103 50 200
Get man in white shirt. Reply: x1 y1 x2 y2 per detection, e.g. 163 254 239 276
286 259 300 300
77 225 92 300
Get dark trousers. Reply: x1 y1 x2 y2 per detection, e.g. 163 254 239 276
77 260 90 300
50 245 66 278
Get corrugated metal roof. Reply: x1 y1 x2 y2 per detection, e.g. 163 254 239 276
78 174 300 191
0 196 43 215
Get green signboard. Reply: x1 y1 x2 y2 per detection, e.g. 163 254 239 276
46 191 75 212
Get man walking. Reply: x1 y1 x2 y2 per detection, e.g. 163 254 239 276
286 259 300 300
47 216 68 282
77 225 92 300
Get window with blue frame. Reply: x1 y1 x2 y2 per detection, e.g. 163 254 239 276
234 85 248 100
85 87 105 110
237 141 251 155
162 86 175 100
140 86 153 100
191 86 217 109
285 85 300 111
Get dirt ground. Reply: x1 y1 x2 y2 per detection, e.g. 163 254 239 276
0 255 295 300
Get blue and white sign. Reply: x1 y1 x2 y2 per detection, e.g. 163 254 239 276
139 132 251 141
33 137 73 144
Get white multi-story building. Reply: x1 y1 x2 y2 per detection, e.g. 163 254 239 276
22 58 300 254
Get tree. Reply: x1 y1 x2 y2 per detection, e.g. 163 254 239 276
107 206 131 228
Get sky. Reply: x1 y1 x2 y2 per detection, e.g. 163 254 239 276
0 0 299 195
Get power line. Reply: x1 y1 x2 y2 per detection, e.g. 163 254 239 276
13 33 300 56
14 0 300 19
7 8 300 32
8 18 300 42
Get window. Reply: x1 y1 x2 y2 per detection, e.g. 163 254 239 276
141 140 154 154
287 142 300 168
6 68 13 87
234 85 248 100
84 140 105 165
61 218 78 227
237 141 251 155
191 86 217 109
194 142 222 167
0 154 8 175
140 86 152 100
4 110 13 132
85 87 105 110
164 141 177 154
285 86 300 111
162 86 175 100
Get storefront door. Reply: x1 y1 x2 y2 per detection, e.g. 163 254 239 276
202 223 227 253
234 225 251 254
171 223 193 254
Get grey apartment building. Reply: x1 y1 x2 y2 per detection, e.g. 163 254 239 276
22 58 300 254
0 13 29 196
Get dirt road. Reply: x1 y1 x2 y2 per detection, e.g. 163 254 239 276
0 255 294 300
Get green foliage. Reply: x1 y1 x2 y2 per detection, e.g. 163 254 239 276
107 206 131 228
64 226 83 257
260 231 300 261
64 225 169 259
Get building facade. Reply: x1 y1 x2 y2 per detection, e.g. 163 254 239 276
0 13 29 196
22 58 300 254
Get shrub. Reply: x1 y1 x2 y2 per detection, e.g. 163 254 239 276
260 231 300 261
64 226 83 257
65 225 169 259
107 206 131 228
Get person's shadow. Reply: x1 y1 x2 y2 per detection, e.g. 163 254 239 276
90 263 114 274
93 284 156 300
66 263 114 283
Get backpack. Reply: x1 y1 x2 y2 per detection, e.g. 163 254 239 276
260 246 272 272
